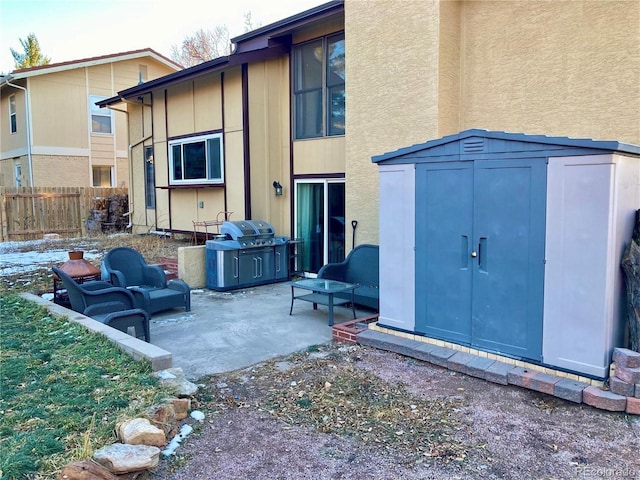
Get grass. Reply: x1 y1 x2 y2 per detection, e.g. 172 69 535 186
0 294 172 480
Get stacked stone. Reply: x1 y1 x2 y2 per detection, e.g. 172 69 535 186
603 348 640 415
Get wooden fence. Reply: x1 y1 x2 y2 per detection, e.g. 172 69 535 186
0 187 128 242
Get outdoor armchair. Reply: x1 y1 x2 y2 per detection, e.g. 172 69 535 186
52 266 150 342
317 244 380 310
102 247 191 315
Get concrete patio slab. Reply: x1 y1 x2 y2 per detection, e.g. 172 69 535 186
149 282 370 380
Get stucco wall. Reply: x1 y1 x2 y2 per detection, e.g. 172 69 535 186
459 0 640 144
345 0 441 246
345 0 640 245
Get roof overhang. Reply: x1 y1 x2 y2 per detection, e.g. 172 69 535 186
6 49 181 81
98 43 289 107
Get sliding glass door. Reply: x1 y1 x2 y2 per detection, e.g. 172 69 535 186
295 180 345 274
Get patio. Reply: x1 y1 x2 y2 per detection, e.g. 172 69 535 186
149 281 373 380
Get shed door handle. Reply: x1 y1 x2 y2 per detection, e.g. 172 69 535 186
471 251 478 258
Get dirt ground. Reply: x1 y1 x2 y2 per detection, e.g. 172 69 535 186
2 237 639 479
150 343 640 480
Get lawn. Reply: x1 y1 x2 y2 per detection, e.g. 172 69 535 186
0 293 172 480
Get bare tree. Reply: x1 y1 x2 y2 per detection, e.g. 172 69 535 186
170 26 231 67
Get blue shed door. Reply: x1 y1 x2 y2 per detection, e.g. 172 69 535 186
416 159 545 361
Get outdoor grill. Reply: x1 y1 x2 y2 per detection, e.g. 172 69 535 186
206 220 289 291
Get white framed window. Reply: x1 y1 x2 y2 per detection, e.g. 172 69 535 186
9 94 17 134
169 133 224 185
89 95 112 134
92 166 113 187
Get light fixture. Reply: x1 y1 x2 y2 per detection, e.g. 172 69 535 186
273 181 283 196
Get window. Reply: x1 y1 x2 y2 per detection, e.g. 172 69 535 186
14 164 22 187
9 94 17 134
92 166 112 187
168 133 224 185
293 32 345 139
144 146 155 208
89 95 112 134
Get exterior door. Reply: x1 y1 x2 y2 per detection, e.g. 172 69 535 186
415 159 545 361
295 180 345 274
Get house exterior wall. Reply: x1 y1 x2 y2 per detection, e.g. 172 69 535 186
459 0 640 143
0 56 178 188
345 0 441 246
345 0 640 245
248 57 291 235
1 84 29 158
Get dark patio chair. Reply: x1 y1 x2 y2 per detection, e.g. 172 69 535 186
52 266 150 342
102 247 191 315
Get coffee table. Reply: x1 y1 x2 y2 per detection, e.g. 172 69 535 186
289 278 357 326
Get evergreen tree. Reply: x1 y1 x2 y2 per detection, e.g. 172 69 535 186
11 33 51 69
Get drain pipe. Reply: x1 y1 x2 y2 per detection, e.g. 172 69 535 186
5 76 34 188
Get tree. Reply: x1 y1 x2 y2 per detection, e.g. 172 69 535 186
170 26 231 67
10 33 51 69
170 13 261 68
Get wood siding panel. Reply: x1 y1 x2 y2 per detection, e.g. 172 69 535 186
194 74 223 132
166 82 195 137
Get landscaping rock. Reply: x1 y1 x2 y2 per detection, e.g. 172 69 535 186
170 397 191 420
58 459 119 480
147 403 177 436
154 367 198 397
117 418 166 447
93 443 160 474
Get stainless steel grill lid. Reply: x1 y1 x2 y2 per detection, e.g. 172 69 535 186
218 219 278 248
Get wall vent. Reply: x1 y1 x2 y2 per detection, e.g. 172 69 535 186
462 138 486 153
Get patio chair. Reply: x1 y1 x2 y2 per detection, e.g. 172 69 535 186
102 247 191 315
52 266 150 342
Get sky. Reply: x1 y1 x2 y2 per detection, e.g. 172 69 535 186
0 0 327 73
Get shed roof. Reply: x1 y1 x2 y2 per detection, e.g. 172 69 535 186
372 129 640 164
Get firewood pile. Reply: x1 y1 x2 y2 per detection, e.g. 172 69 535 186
87 195 129 234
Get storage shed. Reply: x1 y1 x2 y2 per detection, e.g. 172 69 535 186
373 130 640 379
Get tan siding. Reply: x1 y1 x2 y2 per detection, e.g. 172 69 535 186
248 57 291 234
194 74 223 131
169 190 198 232
459 0 640 144
167 82 195 137
91 134 115 161
0 87 28 155
115 156 128 188
293 137 345 175
87 63 113 94
29 72 89 148
293 15 344 43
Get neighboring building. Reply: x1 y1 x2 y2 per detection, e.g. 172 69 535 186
99 0 639 273
0 49 181 188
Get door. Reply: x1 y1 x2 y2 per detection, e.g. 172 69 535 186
415 159 546 361
295 180 345 274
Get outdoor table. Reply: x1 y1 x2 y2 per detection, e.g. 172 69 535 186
289 278 357 326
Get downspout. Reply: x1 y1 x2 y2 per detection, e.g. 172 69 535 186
5 76 34 187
